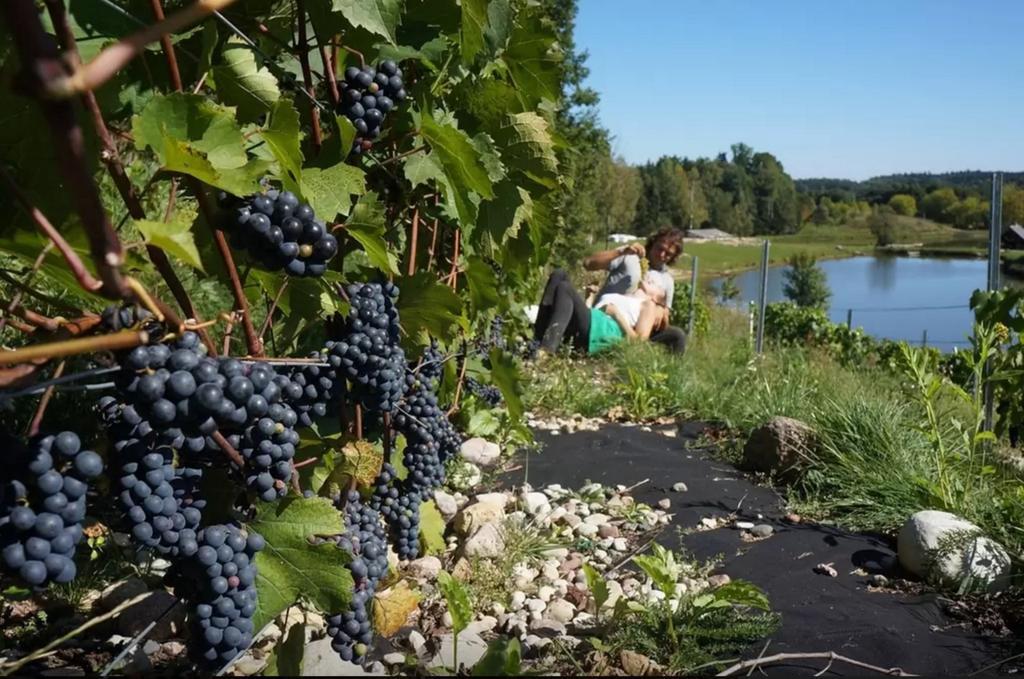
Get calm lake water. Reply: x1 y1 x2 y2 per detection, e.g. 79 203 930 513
713 255 1020 351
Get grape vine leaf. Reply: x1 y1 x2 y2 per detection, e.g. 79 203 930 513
485 0 513 53
460 0 489 64
332 0 403 44
132 93 268 196
464 256 500 314
213 36 281 124
340 440 385 489
261 98 305 198
250 496 353 631
419 499 447 556
133 216 204 271
315 116 357 171
302 163 365 223
477 180 533 248
263 618 305 676
372 581 421 637
467 409 501 437
488 347 523 420
494 112 558 189
390 435 409 481
503 10 562 106
471 133 507 184
397 273 465 340
420 110 495 229
343 191 400 274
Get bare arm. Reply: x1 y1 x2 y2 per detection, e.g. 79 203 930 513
632 300 665 340
601 304 637 339
583 243 644 271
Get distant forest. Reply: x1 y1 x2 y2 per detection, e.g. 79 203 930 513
795 172 1024 205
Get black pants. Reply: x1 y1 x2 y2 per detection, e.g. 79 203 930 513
651 325 687 354
534 269 591 352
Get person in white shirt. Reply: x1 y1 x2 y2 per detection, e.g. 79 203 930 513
584 227 687 353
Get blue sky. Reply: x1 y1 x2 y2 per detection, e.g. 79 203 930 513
575 1 1024 180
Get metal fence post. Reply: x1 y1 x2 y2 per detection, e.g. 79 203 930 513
983 172 1004 432
922 329 928 347
755 240 770 355
846 308 853 329
687 256 698 336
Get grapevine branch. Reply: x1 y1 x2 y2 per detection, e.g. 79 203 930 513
193 183 263 356
147 0 184 91
447 228 461 290
319 43 340 107
26 360 65 437
407 207 420 276
210 430 246 469
715 652 916 677
0 330 149 367
52 0 237 97
295 0 323 154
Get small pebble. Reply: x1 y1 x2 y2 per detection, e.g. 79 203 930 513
734 520 755 530
656 498 671 510
751 524 774 538
869 574 890 587
672 482 688 492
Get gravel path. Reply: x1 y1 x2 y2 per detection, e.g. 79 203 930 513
498 422 1013 676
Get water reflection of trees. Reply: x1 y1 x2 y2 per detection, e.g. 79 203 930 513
867 255 897 290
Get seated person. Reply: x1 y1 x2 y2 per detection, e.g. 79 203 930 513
532 270 667 356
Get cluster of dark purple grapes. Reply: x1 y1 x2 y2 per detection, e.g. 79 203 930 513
340 60 406 155
112 333 303 500
276 353 344 428
100 397 205 557
326 282 406 412
327 490 388 663
224 190 338 278
465 377 502 407
369 373 462 560
0 431 102 587
418 341 445 386
473 315 507 356
101 304 155 332
168 525 263 668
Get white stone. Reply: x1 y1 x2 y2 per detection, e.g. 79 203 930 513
734 520 755 530
454 501 506 537
541 564 560 581
491 603 506 617
531 618 567 635
434 490 458 518
546 598 575 623
537 585 556 602
526 598 547 613
594 549 609 562
647 589 666 603
613 538 628 552
562 513 581 528
407 556 443 581
546 507 567 525
572 611 596 628
463 523 506 558
383 653 406 666
897 510 1012 590
542 546 569 559
460 438 502 467
521 491 551 516
429 632 489 671
304 638 387 675
656 498 671 510
475 492 510 507
672 482 688 492
408 630 429 658
576 523 599 538
584 513 611 526
523 634 550 652
466 615 498 635
510 591 527 611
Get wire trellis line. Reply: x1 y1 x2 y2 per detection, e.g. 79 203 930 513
843 303 970 313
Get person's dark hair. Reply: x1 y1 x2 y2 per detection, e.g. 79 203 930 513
646 227 684 265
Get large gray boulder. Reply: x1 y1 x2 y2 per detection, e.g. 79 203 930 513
741 416 814 482
897 510 1011 591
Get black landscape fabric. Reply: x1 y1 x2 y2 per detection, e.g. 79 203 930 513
499 423 1015 677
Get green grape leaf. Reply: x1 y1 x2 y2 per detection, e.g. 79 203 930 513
251 497 352 631
472 638 522 676
713 580 771 611
436 571 473 634
213 36 281 123
343 191 399 274
503 10 562 106
419 499 447 556
420 110 494 230
397 273 464 341
467 409 501 437
460 0 489 64
477 180 532 248
317 116 358 170
494 112 558 189
263 618 305 676
390 435 409 481
333 0 403 44
471 133 507 184
261 98 304 197
132 93 267 195
464 256 500 314
488 347 523 420
134 216 204 271
581 562 609 613
301 162 365 223
404 150 445 190
485 0 513 53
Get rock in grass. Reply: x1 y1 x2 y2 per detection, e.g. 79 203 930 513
751 524 774 538
741 416 814 483
463 523 505 558
459 438 501 467
897 510 1011 591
